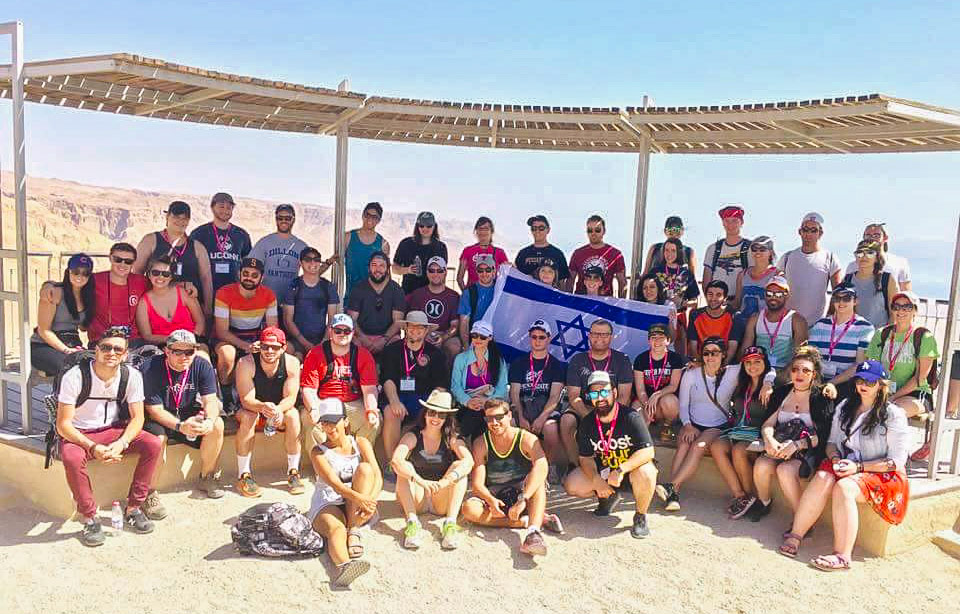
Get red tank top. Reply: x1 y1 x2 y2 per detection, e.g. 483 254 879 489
145 287 195 337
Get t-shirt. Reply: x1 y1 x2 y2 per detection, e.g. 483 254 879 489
687 307 744 346
89 271 150 342
347 280 406 336
58 363 146 430
214 283 278 341
703 238 753 297
844 251 911 286
301 343 378 402
406 286 460 332
566 350 634 396
514 244 571 280
508 353 566 401
393 237 448 294
249 232 309 300
460 244 509 287
650 264 700 305
283 276 340 343
577 407 653 471
457 283 496 324
808 316 875 379
569 244 626 295
189 222 253 294
142 356 218 417
379 341 449 396
866 327 940 394
633 350 685 395
778 248 841 325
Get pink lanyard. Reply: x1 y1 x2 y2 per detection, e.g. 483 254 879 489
742 383 754 423
528 353 549 393
887 326 913 372
761 310 787 352
648 352 668 392
165 364 190 411
594 403 620 455
403 345 423 377
163 231 188 261
589 353 612 375
827 316 855 361
212 224 232 252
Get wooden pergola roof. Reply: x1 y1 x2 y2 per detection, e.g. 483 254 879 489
2 53 960 154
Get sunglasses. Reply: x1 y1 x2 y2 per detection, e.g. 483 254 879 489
800 226 821 234
586 227 604 234
531 225 548 232
471 333 490 341
702 349 723 357
530 334 549 341
765 291 787 299
417 223 434 228
111 256 135 265
891 302 914 312
168 347 196 357
791 366 813 374
97 343 126 354
585 274 602 281
69 268 92 277
375 297 384 311
586 389 612 401
589 331 612 337
854 250 877 258
484 412 510 424
332 327 353 335
854 377 879 388
833 293 855 302
425 409 447 419
149 269 172 278
260 344 284 352
750 245 769 252
301 256 322 263
476 267 494 274
276 215 294 222
665 226 683 234
427 267 445 274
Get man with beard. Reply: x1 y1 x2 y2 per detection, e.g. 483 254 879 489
563 371 657 538
569 215 627 297
190 192 253 296
249 204 310 301
740 276 808 375
405 256 462 363
282 247 340 358
777 212 842 325
213 258 279 402
686 280 744 362
347 251 406 356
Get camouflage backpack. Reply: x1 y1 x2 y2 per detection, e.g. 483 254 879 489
231 502 325 557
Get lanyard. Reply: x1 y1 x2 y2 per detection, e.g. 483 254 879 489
528 352 549 395
163 231 188 261
741 383 754 425
887 326 913 372
827 315 855 361
648 351 668 392
403 344 423 377
594 403 620 456
473 351 489 384
761 309 787 352
165 363 190 412
588 352 612 375
212 224 232 252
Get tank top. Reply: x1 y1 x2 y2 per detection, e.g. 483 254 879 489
740 267 779 319
345 230 384 298
484 428 532 486
777 409 814 429
144 287 195 338
152 231 203 303
465 362 490 390
309 436 361 513
253 353 288 404
31 285 85 345
411 430 456 481
755 309 796 369
849 274 889 329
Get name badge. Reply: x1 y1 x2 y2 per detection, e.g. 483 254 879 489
215 262 230 274
400 378 416 392
888 381 898 393
600 467 611 480
174 262 183 276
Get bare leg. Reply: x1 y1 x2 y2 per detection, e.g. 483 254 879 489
947 376 960 418
382 411 403 462
559 413 581 468
214 343 237 385
563 468 598 498
313 508 349 566
790 470 836 537
430 468 469 520
525 482 547 528
753 455 778 503
629 462 658 513
831 477 866 559
776 459 804 512
894 396 924 418
732 442 756 495
344 462 380 528
461 497 527 528
542 420 565 466
282 408 302 456
235 410 257 457
395 475 425 517
670 440 692 480
671 429 722 487
710 438 746 498
199 417 225 476
657 394 680 424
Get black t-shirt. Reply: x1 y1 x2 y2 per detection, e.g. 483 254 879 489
142 356 219 419
633 350 684 395
577 406 654 471
515 244 571 280
566 350 634 394
508 353 566 400
379 340 449 396
347 280 406 336
189 222 253 294
393 237 449 294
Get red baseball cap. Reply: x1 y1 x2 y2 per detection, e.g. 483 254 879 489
259 326 286 345
718 205 744 220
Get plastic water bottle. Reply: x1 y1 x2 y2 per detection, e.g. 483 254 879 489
110 501 124 534
186 410 204 442
263 412 279 438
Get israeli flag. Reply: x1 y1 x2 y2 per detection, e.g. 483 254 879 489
482 266 672 365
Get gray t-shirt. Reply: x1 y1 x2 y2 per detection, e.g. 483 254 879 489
347 279 406 336
249 233 308 301
778 248 841 325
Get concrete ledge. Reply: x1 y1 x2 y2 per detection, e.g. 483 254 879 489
933 530 960 559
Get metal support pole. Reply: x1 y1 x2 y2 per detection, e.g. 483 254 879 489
927 215 960 479
332 80 350 302
629 137 651 298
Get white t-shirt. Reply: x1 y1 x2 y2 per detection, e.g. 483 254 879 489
58 363 145 430
703 238 754 297
778 248 841 325
844 251 911 286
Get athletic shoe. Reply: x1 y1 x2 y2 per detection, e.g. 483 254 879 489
593 492 622 516
543 513 565 535
656 483 680 512
287 469 305 495
440 522 463 550
142 490 168 521
235 472 261 498
80 520 105 547
729 495 758 520
333 559 371 588
520 530 547 556
403 519 424 549
630 513 650 539
747 500 772 522
199 472 225 499
124 508 155 534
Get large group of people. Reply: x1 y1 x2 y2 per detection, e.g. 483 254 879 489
38 194 959 587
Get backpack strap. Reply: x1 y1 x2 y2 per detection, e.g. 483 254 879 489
76 358 94 408
349 345 360 395
468 285 479 326
290 276 303 305
879 324 894 348
319 340 336 386
880 272 891 308
842 272 854 285
710 239 723 271
738 241 750 270
116 364 130 422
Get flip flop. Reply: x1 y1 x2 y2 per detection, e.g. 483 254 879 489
347 529 364 559
778 533 802 558
810 553 851 572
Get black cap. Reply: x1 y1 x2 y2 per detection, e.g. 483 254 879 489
584 265 604 278
275 203 295 215
664 215 684 229
647 323 671 339
527 214 550 228
210 192 235 206
833 282 857 298
300 247 321 261
166 201 191 216
240 257 265 272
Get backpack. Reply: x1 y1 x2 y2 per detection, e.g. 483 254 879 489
842 272 892 311
710 239 750 272
230 502 325 557
878 325 940 390
468 285 480 326
318 340 360 394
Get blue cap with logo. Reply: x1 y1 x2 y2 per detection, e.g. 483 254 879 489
854 360 887 383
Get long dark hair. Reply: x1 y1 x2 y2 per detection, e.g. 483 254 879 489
733 346 773 403
413 220 441 242
637 272 666 304
61 267 95 327
474 337 503 384
838 379 890 436
416 404 460 447
662 237 687 267
856 239 887 294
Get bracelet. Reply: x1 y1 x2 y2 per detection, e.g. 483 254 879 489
174 419 182 433
449 470 461 481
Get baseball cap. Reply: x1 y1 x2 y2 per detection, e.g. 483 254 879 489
853 360 887 383
259 326 286 345
67 253 94 270
701 336 727 352
751 235 774 251
166 329 197 347
664 215 684 229
741 345 767 362
529 319 552 336
718 205 744 219
766 275 790 291
427 256 447 269
315 398 346 423
527 214 550 228
331 313 354 330
475 254 496 269
537 258 558 272
300 247 321 261
210 192 235 206
166 201 191 216
470 321 494 337
416 211 436 226
891 290 920 307
584 265 604 278
275 203 295 215
801 212 825 227
240 257 265 273
647 323 670 339
833 282 857 298
586 370 612 387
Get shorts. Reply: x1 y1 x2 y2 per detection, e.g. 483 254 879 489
457 405 486 441
904 389 934 413
485 480 526 508
690 421 727 432
143 408 204 450
951 350 960 381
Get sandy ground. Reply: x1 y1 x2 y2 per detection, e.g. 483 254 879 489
2 472 959 614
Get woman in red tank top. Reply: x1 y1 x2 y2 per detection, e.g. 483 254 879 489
136 255 207 351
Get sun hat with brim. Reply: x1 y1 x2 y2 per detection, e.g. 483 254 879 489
315 398 346 423
418 389 458 413
891 290 920 306
400 310 438 329
853 360 887 383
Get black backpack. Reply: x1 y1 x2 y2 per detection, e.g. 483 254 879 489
878 325 940 391
468 285 480 326
710 239 750 272
317 340 361 394
231 502 325 557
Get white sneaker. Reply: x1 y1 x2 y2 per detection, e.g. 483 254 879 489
403 519 423 549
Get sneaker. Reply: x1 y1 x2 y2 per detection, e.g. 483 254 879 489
747 500 772 522
520 529 547 556
124 508 155 534
199 472 225 499
80 520 106 547
656 483 680 512
333 559 371 588
440 522 463 550
403 519 424 549
543 513 565 535
235 472 261 498
593 492 622 517
142 490 168 521
729 495 758 520
287 469 305 495
910 443 931 462
630 513 650 539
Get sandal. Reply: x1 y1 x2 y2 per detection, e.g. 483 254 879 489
347 529 364 559
783 526 812 540
810 553 851 572
778 533 802 558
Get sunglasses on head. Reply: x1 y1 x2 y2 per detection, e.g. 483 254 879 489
97 343 126 354
168 347 196 357
586 389 612 401
470 333 490 340
332 326 353 335
111 256 135 265
69 268 92 277
484 412 510 424
149 269 172 278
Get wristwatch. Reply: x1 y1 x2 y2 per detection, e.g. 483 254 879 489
174 419 183 433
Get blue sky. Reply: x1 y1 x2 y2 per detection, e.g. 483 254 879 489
2 1 959 296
